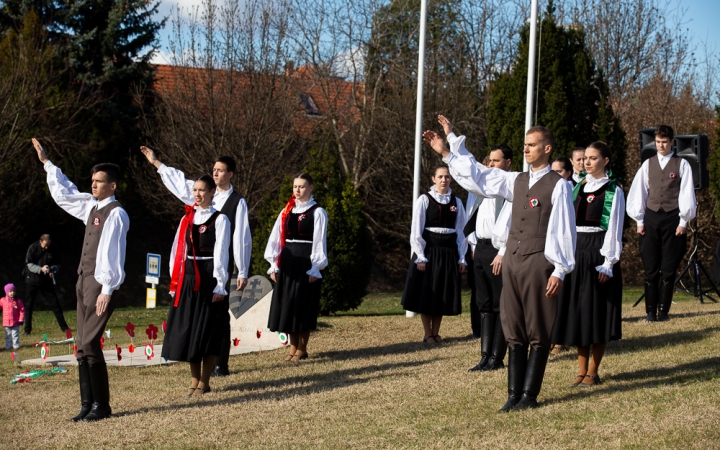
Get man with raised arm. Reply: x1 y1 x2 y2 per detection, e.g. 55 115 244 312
140 147 251 377
423 121 576 412
32 138 129 422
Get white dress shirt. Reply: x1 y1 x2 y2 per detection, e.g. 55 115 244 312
410 188 468 265
264 197 329 278
443 133 576 280
576 173 625 277
467 196 507 257
44 161 129 295
626 153 696 227
157 164 252 278
169 206 231 296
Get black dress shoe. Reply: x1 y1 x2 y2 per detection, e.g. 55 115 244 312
211 365 230 377
657 312 669 322
468 360 486 372
512 393 539 410
645 313 656 322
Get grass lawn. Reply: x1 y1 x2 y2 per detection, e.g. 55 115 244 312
1 287 719 449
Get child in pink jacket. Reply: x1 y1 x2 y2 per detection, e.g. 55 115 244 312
0 283 25 349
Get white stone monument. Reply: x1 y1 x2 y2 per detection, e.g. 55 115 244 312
228 275 286 354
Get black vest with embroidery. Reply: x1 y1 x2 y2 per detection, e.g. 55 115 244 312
424 193 458 229
286 204 319 240
187 211 221 257
574 183 610 227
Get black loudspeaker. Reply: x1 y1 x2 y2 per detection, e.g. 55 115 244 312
639 128 657 163
637 128 708 190
673 134 708 190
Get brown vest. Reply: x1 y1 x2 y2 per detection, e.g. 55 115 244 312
78 201 121 275
508 170 561 256
646 155 681 212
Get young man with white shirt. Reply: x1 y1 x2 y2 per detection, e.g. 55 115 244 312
456 137 512 373
32 139 129 422
423 122 576 412
627 125 696 321
140 147 252 376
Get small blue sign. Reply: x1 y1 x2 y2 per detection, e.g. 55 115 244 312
146 253 161 277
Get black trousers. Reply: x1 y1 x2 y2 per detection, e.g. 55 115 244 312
466 248 481 334
24 282 69 333
474 241 503 313
640 208 687 284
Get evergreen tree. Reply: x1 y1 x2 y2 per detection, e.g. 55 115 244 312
252 137 373 314
487 0 626 180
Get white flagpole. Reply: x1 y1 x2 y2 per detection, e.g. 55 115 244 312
524 0 539 172
408 0 429 318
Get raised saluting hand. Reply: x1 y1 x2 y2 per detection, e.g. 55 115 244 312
422 130 449 157
140 146 163 169
31 138 49 164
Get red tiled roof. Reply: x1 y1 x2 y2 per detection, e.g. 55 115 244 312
150 64 363 138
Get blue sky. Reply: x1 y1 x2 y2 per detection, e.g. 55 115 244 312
682 0 720 54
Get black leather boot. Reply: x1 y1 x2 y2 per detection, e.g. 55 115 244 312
645 281 659 322
211 338 231 377
468 313 495 372
83 361 112 422
513 346 550 411
482 315 506 371
658 280 674 321
498 345 527 412
70 358 93 422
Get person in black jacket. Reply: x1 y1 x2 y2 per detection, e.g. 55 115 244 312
23 234 69 334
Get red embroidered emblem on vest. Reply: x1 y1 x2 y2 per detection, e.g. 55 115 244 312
587 194 595 203
450 205 458 212
298 214 307 222
198 225 208 234
669 171 677 179
93 217 100 226
529 197 539 208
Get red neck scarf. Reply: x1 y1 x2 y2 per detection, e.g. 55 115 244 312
276 196 296 267
170 204 202 307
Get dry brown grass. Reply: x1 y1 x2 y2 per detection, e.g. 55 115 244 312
2 289 720 449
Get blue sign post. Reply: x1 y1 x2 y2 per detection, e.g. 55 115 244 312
146 253 161 309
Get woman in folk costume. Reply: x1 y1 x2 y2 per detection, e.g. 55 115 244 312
552 142 624 387
161 175 231 396
402 163 467 344
265 173 328 363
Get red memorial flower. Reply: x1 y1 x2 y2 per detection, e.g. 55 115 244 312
125 322 135 338
233 338 240 347
256 330 262 339
65 328 73 340
116 345 122 362
146 324 159 340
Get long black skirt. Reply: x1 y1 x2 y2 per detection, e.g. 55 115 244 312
267 242 322 333
161 259 229 363
552 232 622 347
401 231 462 316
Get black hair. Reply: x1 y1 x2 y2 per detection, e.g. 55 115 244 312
490 144 513 161
195 174 217 191
552 156 573 173
215 156 237 174
432 163 450 176
571 146 586 156
91 163 120 184
526 126 555 148
40 234 51 242
586 141 612 168
294 172 314 185
655 125 674 141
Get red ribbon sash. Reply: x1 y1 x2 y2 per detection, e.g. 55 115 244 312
276 196 296 267
169 204 202 307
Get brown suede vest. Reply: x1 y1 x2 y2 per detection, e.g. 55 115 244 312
507 170 561 256
78 201 121 275
646 155 681 212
